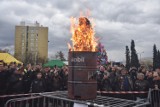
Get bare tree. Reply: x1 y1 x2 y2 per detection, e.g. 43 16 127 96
55 51 66 61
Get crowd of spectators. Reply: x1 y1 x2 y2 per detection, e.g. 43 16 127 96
1 60 160 96
96 65 160 91
0 61 68 95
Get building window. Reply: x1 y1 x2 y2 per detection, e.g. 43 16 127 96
31 34 34 37
35 47 38 51
22 39 24 42
22 29 26 33
22 46 25 54
30 47 35 52
30 38 34 42
30 42 34 47
21 34 25 38
35 43 38 47
30 29 33 33
36 30 38 33
22 42 24 46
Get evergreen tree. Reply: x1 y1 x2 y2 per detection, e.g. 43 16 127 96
130 40 140 68
125 46 130 70
153 44 158 70
157 50 160 68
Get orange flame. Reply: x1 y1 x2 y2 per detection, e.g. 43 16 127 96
69 14 97 52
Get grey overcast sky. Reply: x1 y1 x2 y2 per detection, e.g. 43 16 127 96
0 0 160 61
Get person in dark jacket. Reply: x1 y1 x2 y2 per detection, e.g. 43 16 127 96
7 68 24 94
60 66 68 90
134 73 149 99
0 62 9 107
129 67 137 84
0 61 8 95
153 71 160 89
30 72 45 107
23 66 33 93
52 67 61 91
118 68 133 91
134 73 149 91
146 71 154 89
151 71 160 106
43 67 53 92
64 70 69 90
30 72 46 93
109 67 119 91
102 72 112 91
96 66 105 91
59 68 65 90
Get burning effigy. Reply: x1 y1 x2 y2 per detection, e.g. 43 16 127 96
68 15 97 52
68 14 98 100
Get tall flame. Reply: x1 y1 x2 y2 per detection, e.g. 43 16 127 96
69 14 97 52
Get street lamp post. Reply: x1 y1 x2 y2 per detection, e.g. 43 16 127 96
138 51 144 62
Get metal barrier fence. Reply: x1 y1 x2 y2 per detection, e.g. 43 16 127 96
0 93 39 107
0 92 71 107
40 91 150 107
150 89 160 107
97 91 148 100
3 93 73 107
5 95 43 107
3 90 160 107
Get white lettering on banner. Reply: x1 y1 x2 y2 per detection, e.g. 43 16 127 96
71 57 85 63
